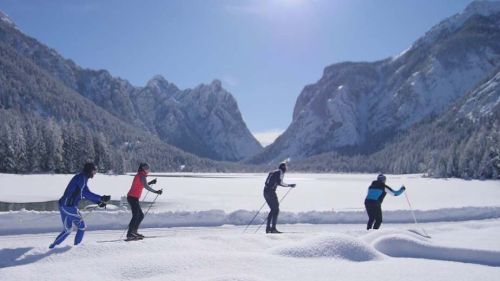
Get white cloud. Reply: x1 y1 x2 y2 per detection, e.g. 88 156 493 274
253 129 284 147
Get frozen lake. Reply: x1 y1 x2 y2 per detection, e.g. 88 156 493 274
1 173 499 211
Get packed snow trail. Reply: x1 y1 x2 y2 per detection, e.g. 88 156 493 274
1 221 500 281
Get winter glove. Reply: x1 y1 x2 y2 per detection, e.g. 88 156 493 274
155 189 163 195
401 186 406 191
98 195 111 208
148 178 157 185
289 184 296 188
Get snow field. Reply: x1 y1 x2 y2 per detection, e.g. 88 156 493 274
1 172 499 236
1 173 499 280
2 173 499 212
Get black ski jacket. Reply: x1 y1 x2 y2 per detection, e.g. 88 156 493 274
264 170 291 192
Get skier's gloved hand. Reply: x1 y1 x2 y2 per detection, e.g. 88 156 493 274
401 186 406 191
148 178 157 185
98 201 107 208
289 184 296 188
101 195 111 202
155 189 163 195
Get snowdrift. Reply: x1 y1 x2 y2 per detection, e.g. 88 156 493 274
361 229 500 267
273 234 382 261
273 230 500 267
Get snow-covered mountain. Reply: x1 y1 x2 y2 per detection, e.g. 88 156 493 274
133 76 262 161
249 0 500 165
0 12 261 162
291 66 500 178
456 69 500 121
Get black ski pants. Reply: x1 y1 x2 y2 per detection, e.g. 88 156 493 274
127 196 144 235
264 189 279 229
365 199 383 230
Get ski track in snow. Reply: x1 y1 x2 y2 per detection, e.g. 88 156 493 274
1 221 500 281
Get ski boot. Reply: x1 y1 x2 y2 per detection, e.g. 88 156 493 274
269 228 282 234
125 232 143 241
134 232 145 238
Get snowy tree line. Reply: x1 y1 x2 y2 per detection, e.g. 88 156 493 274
0 109 124 173
0 109 255 174
1 103 497 178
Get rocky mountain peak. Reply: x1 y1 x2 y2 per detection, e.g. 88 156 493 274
210 79 222 89
463 0 500 17
0 10 15 28
145 75 179 93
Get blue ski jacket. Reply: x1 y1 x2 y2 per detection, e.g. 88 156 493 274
58 173 102 207
365 180 405 204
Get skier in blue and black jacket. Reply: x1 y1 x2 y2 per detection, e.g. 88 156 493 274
49 163 110 248
364 174 405 230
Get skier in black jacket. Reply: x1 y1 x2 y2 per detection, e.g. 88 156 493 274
364 174 405 230
263 162 296 233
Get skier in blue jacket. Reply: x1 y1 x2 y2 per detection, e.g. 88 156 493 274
364 174 405 230
49 163 110 248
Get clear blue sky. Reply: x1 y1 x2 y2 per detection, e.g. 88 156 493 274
0 0 474 145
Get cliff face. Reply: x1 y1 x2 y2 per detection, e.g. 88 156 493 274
249 1 500 165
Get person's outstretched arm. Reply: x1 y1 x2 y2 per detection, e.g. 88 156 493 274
141 176 161 194
385 185 406 196
278 172 296 188
82 183 103 204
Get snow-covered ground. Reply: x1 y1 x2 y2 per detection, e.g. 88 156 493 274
1 173 499 280
1 173 500 234
1 221 500 281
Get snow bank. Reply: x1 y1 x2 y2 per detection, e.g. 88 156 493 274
202 276 271 281
273 234 381 261
371 232 500 267
274 229 500 267
2 206 500 235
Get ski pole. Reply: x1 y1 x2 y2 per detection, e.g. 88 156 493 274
243 201 268 233
142 190 150 203
404 192 430 238
254 187 293 234
81 205 100 220
142 190 161 221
